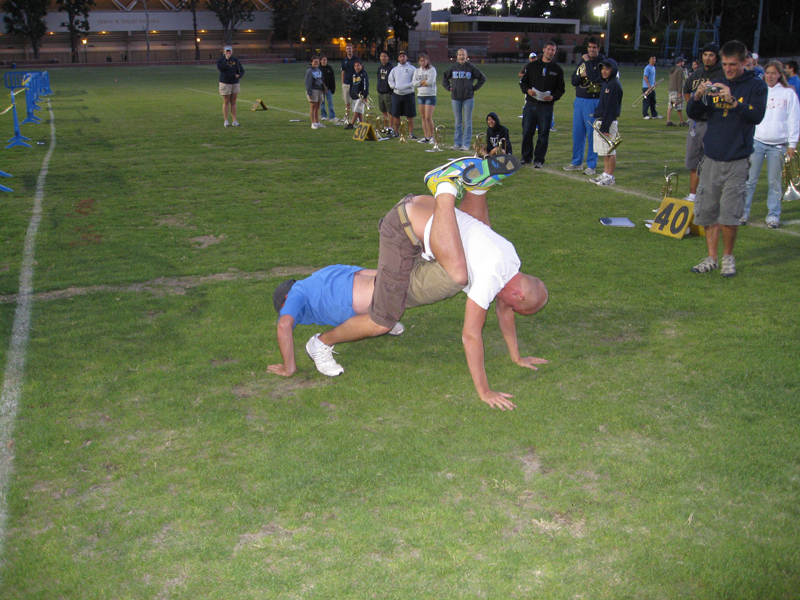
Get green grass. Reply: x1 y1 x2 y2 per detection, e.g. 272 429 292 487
0 62 799 599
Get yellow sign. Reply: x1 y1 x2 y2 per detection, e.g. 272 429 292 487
650 197 704 238
353 122 377 141
251 99 268 111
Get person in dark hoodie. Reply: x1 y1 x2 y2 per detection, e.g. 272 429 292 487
443 49 487 151
319 56 337 123
485 112 512 155
686 40 768 278
588 58 622 186
344 60 369 130
217 45 244 127
682 43 724 201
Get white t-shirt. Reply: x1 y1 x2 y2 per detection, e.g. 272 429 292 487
421 209 521 310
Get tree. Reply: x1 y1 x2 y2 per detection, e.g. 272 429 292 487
390 0 423 48
2 0 49 59
206 0 256 45
56 0 93 64
271 0 348 46
177 0 202 60
349 0 393 51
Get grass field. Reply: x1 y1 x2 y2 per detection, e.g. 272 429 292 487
0 61 799 599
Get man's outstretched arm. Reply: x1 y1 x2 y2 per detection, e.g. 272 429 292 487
495 297 548 370
268 314 297 377
462 298 517 410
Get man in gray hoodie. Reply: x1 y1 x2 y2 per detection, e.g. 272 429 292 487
443 48 487 151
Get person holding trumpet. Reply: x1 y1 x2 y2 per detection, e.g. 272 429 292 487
589 58 623 186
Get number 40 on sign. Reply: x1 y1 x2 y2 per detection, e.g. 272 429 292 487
650 197 705 239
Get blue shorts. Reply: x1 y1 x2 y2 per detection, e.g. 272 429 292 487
417 96 437 106
391 93 417 118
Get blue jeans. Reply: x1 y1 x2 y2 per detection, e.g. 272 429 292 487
451 98 474 147
743 140 785 223
320 89 336 120
521 101 554 164
570 97 600 169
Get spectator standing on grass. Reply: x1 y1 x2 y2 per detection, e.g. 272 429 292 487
564 37 604 175
518 40 565 167
319 56 337 123
217 45 243 127
413 53 438 144
666 56 687 126
305 56 326 130
785 61 800 99
589 58 623 187
376 51 394 132
642 55 662 119
344 60 369 130
388 50 417 139
682 43 724 201
443 48 486 151
341 43 360 116
741 61 800 228
752 53 765 79
686 40 767 278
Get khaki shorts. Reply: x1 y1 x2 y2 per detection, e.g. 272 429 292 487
694 157 748 226
406 259 463 308
219 82 240 96
308 89 324 103
342 84 351 105
669 91 684 111
352 98 366 114
593 120 619 157
684 119 708 170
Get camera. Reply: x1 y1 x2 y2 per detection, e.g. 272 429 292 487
708 85 723 94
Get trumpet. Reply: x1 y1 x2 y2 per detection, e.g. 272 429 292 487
398 118 409 143
589 119 622 153
632 78 664 107
426 125 445 153
781 151 800 202
662 165 679 198
473 133 486 157
360 93 374 111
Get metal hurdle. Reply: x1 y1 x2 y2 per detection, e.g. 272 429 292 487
3 71 33 149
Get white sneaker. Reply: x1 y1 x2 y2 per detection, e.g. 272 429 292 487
305 334 344 376
653 115 664 119
224 120 230 127
683 194 696 202
232 121 240 127
596 174 616 186
461 145 471 152
388 322 405 336
311 123 319 129
643 116 651 120
563 163 583 171
317 122 326 128
321 117 328 121
589 173 608 184
583 167 596 176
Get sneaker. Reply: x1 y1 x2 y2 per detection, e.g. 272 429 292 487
653 115 663 119
739 217 748 226
589 173 608 184
418 137 430 144
721 255 737 277
767 221 780 229
344 123 354 130
316 122 325 128
550 127 557 132
224 120 230 127
680 122 689 126
305 334 344 376
428 137 435 144
461 145 471 152
320 117 328 121
311 123 319 129
388 322 405 336
683 194 696 202
424 155 521 195
596 175 616 186
563 163 583 171
583 167 596 176
408 132 418 140
390 131 400 138
666 122 676 126
232 121 240 127
533 161 543 169
451 144 462 150
643 116 651 120
691 256 718 274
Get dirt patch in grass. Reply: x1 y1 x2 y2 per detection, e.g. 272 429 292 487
234 523 295 552
0 267 319 305
233 375 329 400
190 234 226 248
155 214 197 229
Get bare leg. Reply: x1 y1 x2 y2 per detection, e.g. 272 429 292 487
458 190 490 227
689 169 699 194
319 313 389 346
605 154 617 177
721 224 738 255
230 92 238 122
429 190 468 286
222 96 231 122
704 223 720 259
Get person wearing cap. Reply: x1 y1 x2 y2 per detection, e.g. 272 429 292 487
268 266 405 378
682 42 724 201
388 51 418 139
217 45 244 127
751 52 765 79
641 55 662 119
517 52 537 78
686 40 768 277
443 49 487 151
588 58 623 186
666 56 687 126
564 36 605 176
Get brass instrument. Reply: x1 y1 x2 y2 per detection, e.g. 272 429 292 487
662 166 679 198
589 119 622 153
577 61 601 93
398 118 409 143
497 137 507 155
632 78 664 107
426 125 445 153
473 133 486 157
343 105 352 126
360 93 374 111
781 152 800 202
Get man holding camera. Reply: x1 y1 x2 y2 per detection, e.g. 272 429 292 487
686 40 767 277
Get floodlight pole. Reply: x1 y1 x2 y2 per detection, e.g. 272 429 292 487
634 0 641 49
605 5 611 57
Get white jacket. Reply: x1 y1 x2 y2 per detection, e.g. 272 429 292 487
754 83 800 149
388 62 416 95
412 66 437 97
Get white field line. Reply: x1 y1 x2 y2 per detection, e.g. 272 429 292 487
0 99 56 572
184 87 309 117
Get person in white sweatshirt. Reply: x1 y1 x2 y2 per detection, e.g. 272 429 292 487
742 60 800 227
412 53 438 144
388 51 417 138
